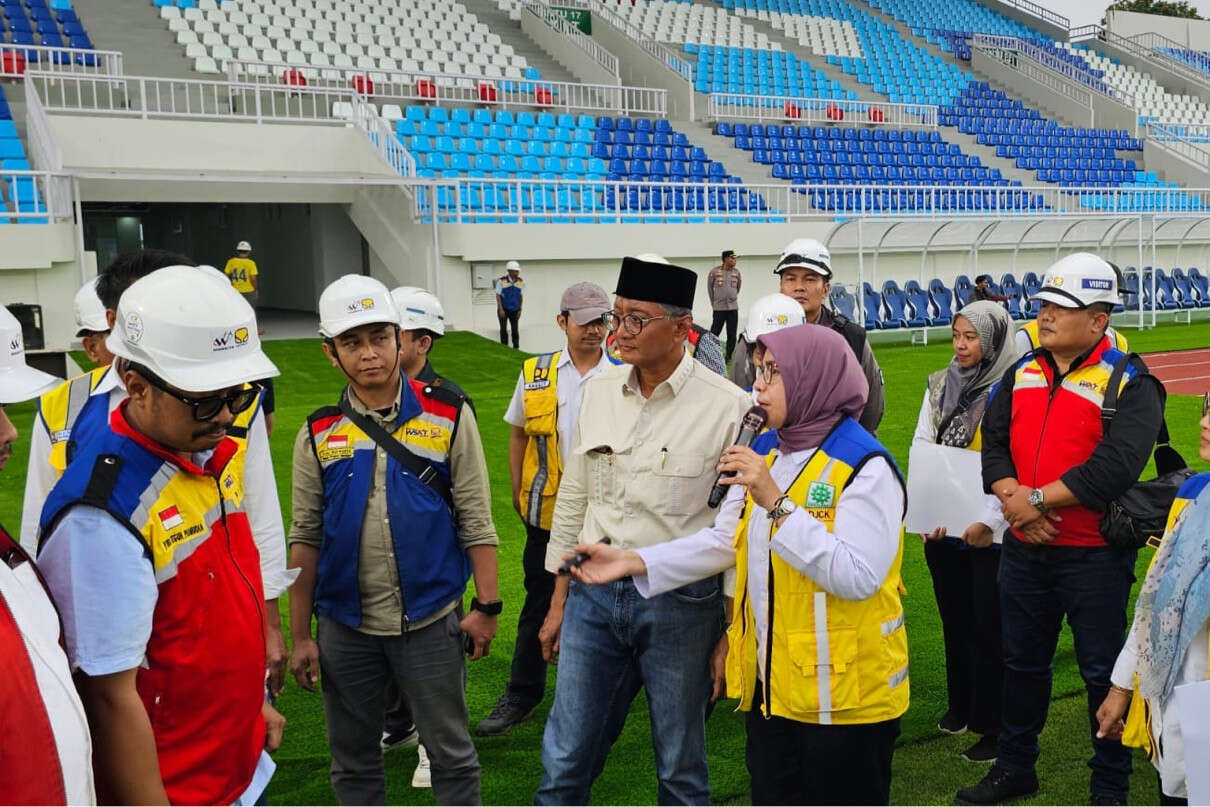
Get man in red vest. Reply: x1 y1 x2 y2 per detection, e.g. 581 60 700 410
0 305 94 805
959 253 1165 806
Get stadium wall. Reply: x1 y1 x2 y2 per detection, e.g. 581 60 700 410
0 224 96 352
1105 9 1210 48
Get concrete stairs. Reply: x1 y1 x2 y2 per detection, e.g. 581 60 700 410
74 0 197 79
459 0 580 86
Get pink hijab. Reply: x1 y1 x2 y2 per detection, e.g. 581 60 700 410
756 323 869 451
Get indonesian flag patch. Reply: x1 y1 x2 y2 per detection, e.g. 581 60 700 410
158 506 184 530
327 434 349 449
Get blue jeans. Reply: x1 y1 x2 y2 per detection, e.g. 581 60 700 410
997 539 1137 800
535 576 724 806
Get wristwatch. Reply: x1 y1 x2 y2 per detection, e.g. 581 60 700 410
470 597 503 616
1027 488 1046 511
767 495 798 521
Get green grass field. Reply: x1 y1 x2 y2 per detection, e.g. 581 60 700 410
4 322 1208 805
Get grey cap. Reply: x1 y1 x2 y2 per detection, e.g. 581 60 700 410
560 281 611 325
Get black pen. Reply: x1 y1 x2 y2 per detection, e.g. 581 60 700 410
558 536 612 575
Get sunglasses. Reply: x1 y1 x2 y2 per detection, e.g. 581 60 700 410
137 365 259 422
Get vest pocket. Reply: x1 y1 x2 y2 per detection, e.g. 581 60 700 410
786 626 862 713
523 395 558 437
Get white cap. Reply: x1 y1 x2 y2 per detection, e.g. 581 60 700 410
236 241 252 252
775 238 832 278
0 306 58 403
391 286 446 335
505 260 521 272
73 278 108 335
105 266 279 393
743 293 807 341
1033 253 1120 309
318 274 400 338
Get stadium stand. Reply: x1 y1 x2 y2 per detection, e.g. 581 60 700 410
0 85 45 222
0 0 91 52
1058 41 1210 126
1159 47 1210 76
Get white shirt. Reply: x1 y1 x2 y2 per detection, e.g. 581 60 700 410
634 445 904 680
20 369 294 598
910 388 1008 543
0 542 95 805
503 344 612 461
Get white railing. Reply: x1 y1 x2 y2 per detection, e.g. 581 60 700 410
225 59 668 116
972 37 1095 112
550 0 694 81
708 93 939 128
404 177 1210 223
0 171 74 223
972 35 1128 104
0 43 124 78
991 0 1069 31
1069 25 1210 91
522 1 619 78
1130 31 1210 89
1147 122 1210 171
28 71 359 124
349 98 417 178
23 79 62 172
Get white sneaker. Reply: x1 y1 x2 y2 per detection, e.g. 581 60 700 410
411 745 432 789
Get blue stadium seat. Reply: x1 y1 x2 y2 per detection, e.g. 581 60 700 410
927 279 953 325
828 283 857 321
862 283 882 330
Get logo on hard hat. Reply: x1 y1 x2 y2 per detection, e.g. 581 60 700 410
125 313 144 345
8 335 21 355
774 314 788 325
234 327 250 345
1082 278 1113 290
1050 276 1064 287
212 328 248 352
346 298 376 314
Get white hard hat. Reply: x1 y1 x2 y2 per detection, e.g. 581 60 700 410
776 238 832 278
1034 253 1119 309
391 286 446 335
318 274 400 339
236 241 252 252
73 278 108 335
743 293 807 342
196 264 232 286
0 306 58 404
105 265 279 393
505 260 521 272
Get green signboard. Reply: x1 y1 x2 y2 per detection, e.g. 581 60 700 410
553 6 592 34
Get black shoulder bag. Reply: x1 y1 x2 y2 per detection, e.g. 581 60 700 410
1099 353 1194 549
337 395 454 510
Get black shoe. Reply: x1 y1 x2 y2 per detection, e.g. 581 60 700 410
381 724 419 751
475 694 535 736
938 711 969 735
1089 795 1126 806
956 767 1039 805
961 734 998 763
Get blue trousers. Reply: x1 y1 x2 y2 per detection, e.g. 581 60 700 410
535 576 724 806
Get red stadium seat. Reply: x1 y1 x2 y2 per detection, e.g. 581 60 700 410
783 102 801 119
416 78 436 99
825 104 844 121
282 69 307 87
478 81 497 103
351 74 373 95
535 86 552 106
1 51 26 76
868 106 885 123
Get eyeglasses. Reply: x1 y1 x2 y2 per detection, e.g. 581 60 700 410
754 362 782 386
136 365 260 422
602 310 675 335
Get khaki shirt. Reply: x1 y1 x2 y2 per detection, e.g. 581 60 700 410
288 385 498 635
707 265 742 311
546 349 751 572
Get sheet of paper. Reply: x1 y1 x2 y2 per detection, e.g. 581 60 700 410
905 442 990 536
1174 679 1210 805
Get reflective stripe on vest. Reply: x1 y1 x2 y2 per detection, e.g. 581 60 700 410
725 418 909 725
521 351 560 530
39 366 111 475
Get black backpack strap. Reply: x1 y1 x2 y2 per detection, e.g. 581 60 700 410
1102 352 1181 472
337 394 454 509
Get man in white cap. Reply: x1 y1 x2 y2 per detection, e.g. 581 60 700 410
19 249 293 697
36 267 286 804
1015 263 1129 358
775 238 885 433
287 275 498 805
478 281 614 738
959 252 1165 806
728 293 807 390
495 260 524 349
73 276 113 367
225 241 261 330
0 305 95 805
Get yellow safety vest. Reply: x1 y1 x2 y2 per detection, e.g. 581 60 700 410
725 420 910 725
1020 319 1129 352
519 352 562 530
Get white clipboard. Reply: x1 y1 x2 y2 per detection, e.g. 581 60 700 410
905 442 989 536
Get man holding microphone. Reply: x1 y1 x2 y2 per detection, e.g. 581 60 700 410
535 255 750 805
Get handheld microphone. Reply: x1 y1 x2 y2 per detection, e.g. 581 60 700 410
707 406 768 508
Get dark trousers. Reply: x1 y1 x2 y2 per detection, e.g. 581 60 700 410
923 540 1003 736
997 540 1137 800
383 686 413 735
499 309 520 348
710 309 738 361
745 688 899 805
504 524 556 706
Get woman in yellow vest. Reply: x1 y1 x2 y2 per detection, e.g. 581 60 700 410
568 323 908 805
1095 408 1210 805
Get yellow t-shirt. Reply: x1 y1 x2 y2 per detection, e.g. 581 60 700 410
223 257 258 293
